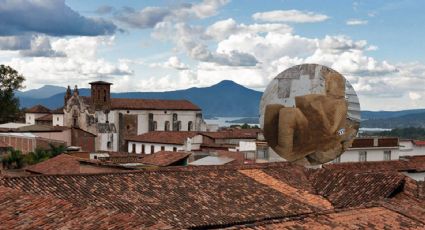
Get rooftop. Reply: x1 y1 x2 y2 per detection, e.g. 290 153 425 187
111 98 201 111
139 151 191 166
89 81 113 85
35 113 52 121
350 137 399 148
189 156 235 165
324 155 425 173
0 163 423 229
25 154 129 175
25 104 51 114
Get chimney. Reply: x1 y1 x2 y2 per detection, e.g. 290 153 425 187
64 85 72 105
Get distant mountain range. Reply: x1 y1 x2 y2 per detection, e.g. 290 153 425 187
16 80 425 128
17 80 262 117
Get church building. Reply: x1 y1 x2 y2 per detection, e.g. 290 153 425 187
62 81 206 152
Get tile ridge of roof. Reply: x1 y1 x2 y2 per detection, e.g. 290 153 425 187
0 162 299 179
378 200 425 225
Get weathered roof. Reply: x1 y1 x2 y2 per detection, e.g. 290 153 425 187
413 140 425 146
51 107 64 114
25 154 126 175
25 104 51 114
140 151 190 166
189 156 235 165
350 137 399 148
323 155 425 173
13 124 68 132
201 129 259 139
126 131 199 145
111 98 201 111
0 163 423 229
35 113 52 121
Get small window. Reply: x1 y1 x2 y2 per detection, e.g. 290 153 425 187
161 146 165 151
164 121 170 131
384 150 391 161
142 144 145 154
150 145 155 153
188 121 193 131
127 110 130 114
132 144 136 153
127 125 130 130
107 141 112 149
57 117 59 121
94 156 98 160
173 147 177 152
359 151 367 162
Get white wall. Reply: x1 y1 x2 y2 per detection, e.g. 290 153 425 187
402 172 425 181
25 113 47 125
97 133 119 152
339 148 399 162
128 142 183 154
399 140 425 157
53 114 64 126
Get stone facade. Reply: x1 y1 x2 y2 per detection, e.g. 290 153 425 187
63 81 205 152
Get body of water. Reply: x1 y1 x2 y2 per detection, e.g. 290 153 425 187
204 117 259 127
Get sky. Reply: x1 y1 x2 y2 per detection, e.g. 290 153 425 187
0 0 425 111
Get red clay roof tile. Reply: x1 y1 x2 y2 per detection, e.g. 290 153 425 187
140 151 190 166
25 104 51 113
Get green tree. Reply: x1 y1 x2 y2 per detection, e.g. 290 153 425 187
1 149 24 169
49 143 67 157
0 64 25 124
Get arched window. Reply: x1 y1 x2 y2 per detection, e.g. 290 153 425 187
164 121 170 131
188 121 193 131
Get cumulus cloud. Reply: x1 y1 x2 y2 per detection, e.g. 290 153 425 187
116 0 229 29
19 36 65 57
252 10 329 23
150 56 189 70
346 19 368 25
153 22 259 66
0 0 117 36
0 36 31 50
95 5 114 15
4 36 133 89
204 18 293 40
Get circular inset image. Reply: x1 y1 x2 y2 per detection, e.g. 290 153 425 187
260 64 360 165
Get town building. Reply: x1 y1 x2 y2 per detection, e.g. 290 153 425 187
126 131 203 154
61 82 206 152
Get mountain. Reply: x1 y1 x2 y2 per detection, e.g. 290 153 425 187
17 80 263 117
361 109 425 120
16 85 67 99
361 112 425 129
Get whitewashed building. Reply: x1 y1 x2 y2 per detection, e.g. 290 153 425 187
126 131 203 154
62 81 206 152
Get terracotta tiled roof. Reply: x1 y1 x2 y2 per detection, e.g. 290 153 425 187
111 98 201 111
1 162 423 229
126 131 199 145
15 124 69 132
35 113 52 121
309 169 405 208
0 186 153 229
25 154 84 174
234 206 425 229
25 154 126 175
201 129 260 139
413 140 425 146
350 137 399 148
25 104 51 113
323 156 425 173
51 107 64 114
140 151 190 166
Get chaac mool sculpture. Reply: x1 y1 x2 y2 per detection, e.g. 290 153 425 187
261 64 360 165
